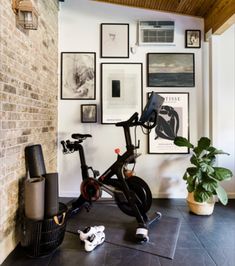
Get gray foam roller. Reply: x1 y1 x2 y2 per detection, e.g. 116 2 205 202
24 177 45 220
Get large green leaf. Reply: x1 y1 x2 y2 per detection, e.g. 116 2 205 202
198 137 211 150
213 167 233 181
215 185 228 205
195 170 202 181
190 155 198 166
199 162 214 174
194 187 212 202
187 167 198 176
187 175 195 184
207 147 230 156
208 156 216 166
202 179 218 192
193 147 203 157
187 184 195 193
174 137 194 148
183 172 188 180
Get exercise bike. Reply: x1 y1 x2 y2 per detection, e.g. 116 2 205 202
61 92 165 243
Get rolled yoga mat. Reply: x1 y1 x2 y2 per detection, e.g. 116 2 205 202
25 144 46 178
43 173 59 218
24 177 45 220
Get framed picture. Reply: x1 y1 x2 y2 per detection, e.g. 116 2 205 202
148 92 189 154
101 63 142 124
101 23 129 58
81 104 97 123
147 53 195 87
185 30 201 48
61 52 96 100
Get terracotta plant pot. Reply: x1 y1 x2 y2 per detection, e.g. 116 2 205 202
187 192 215 215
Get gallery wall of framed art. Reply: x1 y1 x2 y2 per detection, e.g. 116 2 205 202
58 0 204 198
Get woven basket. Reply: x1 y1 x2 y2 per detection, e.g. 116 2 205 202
187 192 215 215
21 202 68 257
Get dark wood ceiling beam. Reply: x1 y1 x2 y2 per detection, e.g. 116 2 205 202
93 0 205 16
93 0 235 35
205 0 235 33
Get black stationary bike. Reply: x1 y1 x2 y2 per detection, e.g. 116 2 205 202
61 92 165 243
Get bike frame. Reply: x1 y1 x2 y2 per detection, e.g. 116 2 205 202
69 112 150 225
61 111 161 239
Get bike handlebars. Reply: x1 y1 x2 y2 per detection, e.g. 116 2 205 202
115 111 158 130
61 140 78 154
115 112 139 127
61 110 158 155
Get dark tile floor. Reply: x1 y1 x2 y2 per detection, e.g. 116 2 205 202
2 199 235 266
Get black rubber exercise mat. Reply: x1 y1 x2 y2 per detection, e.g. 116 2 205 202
66 202 181 259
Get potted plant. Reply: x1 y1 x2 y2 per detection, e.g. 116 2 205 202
174 136 233 215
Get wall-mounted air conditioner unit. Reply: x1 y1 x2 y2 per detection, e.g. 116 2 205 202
138 21 175 45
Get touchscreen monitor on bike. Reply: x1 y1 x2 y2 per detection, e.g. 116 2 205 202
139 92 165 124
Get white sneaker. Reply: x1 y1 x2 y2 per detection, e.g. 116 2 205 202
84 231 105 252
78 225 105 241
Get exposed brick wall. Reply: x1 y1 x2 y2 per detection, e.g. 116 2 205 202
0 0 58 263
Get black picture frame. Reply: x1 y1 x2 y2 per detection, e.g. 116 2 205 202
100 23 129 58
147 53 195 87
148 92 189 154
81 104 97 123
185 30 201 48
61 52 96 100
101 63 143 124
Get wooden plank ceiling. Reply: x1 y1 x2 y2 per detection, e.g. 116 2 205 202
94 0 235 34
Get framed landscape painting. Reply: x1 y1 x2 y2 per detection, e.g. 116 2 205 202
148 92 189 154
61 52 96 100
101 63 142 124
147 53 195 87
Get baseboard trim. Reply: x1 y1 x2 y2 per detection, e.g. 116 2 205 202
59 191 79 198
60 191 235 199
228 193 235 199
59 191 112 198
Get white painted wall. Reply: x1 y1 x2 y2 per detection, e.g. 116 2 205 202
58 0 205 198
210 25 235 197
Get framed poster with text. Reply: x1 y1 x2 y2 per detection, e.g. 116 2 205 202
148 92 189 154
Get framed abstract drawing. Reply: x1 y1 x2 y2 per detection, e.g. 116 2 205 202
147 53 195 87
100 23 129 58
81 104 97 123
148 92 189 154
61 52 96 100
101 63 142 124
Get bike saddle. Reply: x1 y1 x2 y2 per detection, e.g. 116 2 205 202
71 133 92 140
